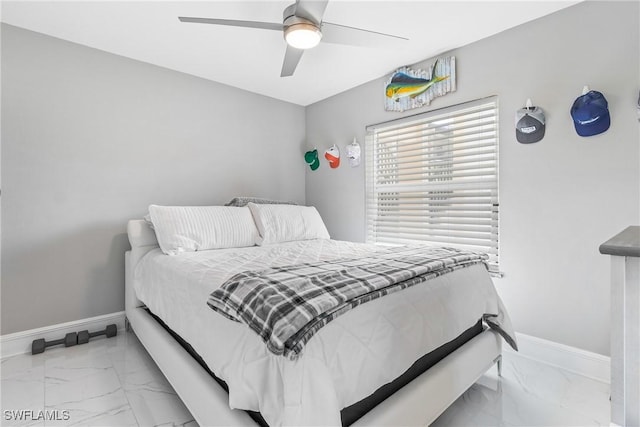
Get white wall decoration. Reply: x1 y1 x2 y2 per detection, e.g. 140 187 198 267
346 138 361 167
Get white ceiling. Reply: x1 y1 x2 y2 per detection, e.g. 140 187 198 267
2 1 580 106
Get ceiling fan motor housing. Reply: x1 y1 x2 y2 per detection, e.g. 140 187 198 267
283 4 297 21
283 4 322 49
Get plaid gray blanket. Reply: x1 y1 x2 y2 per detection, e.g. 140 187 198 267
207 246 488 359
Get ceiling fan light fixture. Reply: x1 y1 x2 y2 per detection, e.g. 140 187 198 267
284 23 322 49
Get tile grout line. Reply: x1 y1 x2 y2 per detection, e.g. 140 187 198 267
104 335 142 427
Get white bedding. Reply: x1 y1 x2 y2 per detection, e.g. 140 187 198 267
134 239 513 426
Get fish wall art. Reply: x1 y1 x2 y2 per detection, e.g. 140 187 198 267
384 56 456 112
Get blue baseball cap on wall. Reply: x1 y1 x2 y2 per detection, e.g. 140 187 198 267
570 90 610 137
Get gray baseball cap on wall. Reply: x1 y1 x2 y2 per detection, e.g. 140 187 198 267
515 107 546 144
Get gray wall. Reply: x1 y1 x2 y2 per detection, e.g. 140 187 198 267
1 24 306 335
305 1 640 356
3 2 639 357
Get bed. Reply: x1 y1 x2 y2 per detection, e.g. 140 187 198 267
124 204 515 426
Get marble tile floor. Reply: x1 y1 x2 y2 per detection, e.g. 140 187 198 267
1 331 610 426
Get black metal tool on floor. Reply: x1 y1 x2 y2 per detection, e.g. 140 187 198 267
77 324 117 345
31 332 77 355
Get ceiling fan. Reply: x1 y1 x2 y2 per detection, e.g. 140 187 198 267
178 0 408 77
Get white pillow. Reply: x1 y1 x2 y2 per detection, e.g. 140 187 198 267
148 205 259 255
247 203 330 245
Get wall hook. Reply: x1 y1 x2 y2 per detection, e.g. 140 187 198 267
526 98 533 109
582 85 590 95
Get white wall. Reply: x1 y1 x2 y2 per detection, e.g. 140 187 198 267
305 1 640 356
1 24 306 335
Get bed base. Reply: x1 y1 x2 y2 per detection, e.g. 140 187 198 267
125 219 502 426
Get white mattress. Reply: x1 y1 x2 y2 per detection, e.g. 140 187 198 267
134 239 512 426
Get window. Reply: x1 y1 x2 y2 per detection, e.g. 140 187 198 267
365 97 500 273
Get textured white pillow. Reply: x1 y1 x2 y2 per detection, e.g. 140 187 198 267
148 205 259 255
247 203 330 245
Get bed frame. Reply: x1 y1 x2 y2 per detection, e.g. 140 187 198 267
125 219 502 426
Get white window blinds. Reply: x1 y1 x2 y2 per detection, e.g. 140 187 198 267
365 97 500 272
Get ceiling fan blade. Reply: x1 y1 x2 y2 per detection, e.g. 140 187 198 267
178 17 282 31
294 0 329 25
281 45 305 77
321 22 408 48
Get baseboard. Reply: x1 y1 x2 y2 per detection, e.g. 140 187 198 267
1 311 126 359
504 332 610 383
